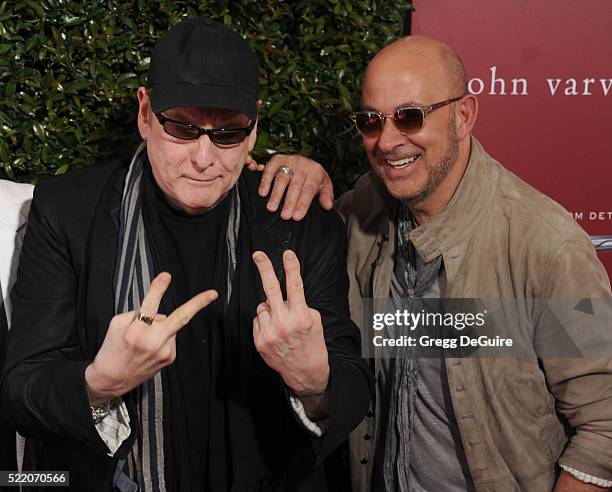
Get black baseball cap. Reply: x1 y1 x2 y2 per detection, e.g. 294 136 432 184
147 18 259 121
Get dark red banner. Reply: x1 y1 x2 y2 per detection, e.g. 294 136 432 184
412 0 612 277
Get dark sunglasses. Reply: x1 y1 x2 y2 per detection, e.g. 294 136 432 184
155 113 255 146
350 95 465 138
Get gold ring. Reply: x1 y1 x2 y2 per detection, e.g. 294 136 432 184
137 312 155 326
277 165 294 178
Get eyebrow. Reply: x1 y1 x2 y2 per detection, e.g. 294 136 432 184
359 101 424 112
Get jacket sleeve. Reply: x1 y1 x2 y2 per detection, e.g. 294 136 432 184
0 183 109 455
536 235 612 482
298 203 373 466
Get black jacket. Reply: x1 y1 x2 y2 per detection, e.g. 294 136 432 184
1 159 372 491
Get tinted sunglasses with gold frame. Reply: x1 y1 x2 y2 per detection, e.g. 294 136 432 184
350 95 465 138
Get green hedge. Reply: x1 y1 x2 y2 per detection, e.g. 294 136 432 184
0 0 412 193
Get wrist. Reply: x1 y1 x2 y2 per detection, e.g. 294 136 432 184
292 388 326 398
84 363 120 405
555 470 609 491
288 365 330 396
90 399 115 423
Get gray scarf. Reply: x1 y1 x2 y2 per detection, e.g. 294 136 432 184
112 143 240 492
383 203 442 492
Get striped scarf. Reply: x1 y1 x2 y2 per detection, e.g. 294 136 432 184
113 143 240 491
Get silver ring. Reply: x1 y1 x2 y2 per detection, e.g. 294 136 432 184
277 165 294 178
137 312 155 326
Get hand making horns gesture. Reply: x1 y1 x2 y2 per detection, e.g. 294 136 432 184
252 249 330 395
85 272 218 404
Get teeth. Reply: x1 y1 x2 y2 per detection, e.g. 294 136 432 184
387 155 418 167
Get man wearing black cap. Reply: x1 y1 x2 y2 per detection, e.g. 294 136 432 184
1 19 372 491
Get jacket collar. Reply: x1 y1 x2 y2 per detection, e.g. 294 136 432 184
407 136 500 261
368 136 499 262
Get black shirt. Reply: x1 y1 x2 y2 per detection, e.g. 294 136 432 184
154 182 230 491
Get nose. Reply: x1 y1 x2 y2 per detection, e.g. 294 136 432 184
375 116 406 154
191 133 216 171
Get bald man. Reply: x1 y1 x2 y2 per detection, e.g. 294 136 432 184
257 36 612 492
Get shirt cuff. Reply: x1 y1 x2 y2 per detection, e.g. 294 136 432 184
94 400 131 456
288 395 323 437
560 464 612 488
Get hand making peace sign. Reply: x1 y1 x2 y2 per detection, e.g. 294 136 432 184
252 249 330 396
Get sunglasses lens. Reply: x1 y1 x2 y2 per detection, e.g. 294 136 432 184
159 113 251 145
394 108 424 133
163 121 200 140
354 112 383 137
211 130 247 145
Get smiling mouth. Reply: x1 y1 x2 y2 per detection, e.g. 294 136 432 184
385 155 420 169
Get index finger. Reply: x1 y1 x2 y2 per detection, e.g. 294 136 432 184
252 251 285 312
165 289 219 336
139 272 172 316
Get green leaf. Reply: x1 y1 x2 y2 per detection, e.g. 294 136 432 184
5 82 15 98
33 121 46 140
64 16 84 27
55 163 70 175
25 0 44 16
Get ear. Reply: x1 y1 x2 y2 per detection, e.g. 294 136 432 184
247 118 258 152
137 86 153 141
455 94 478 141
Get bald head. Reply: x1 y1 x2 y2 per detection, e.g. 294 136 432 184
358 35 478 222
364 36 467 100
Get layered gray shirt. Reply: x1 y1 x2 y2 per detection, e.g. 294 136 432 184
372 258 475 491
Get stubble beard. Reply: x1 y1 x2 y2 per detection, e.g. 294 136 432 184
394 116 460 205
